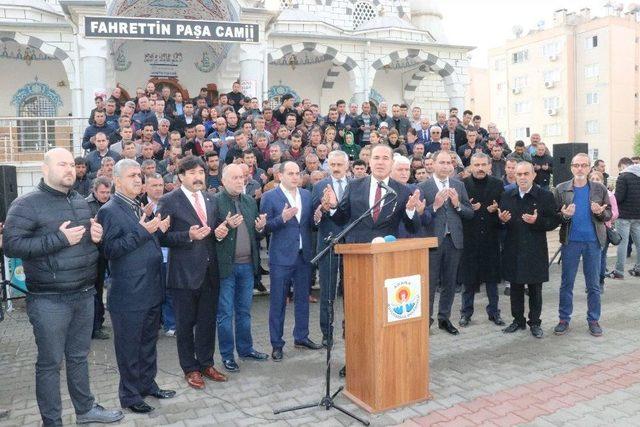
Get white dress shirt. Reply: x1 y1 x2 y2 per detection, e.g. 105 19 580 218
181 185 207 222
369 176 415 219
279 184 302 249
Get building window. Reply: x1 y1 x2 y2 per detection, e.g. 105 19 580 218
586 35 598 49
543 123 561 137
584 64 600 78
543 97 560 110
586 120 599 134
512 50 528 64
494 58 506 71
514 100 531 114
17 95 57 152
542 42 560 57
586 92 599 105
497 82 505 91
515 127 531 139
513 76 528 89
353 1 377 29
543 69 560 84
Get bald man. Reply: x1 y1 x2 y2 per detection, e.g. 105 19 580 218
3 148 123 425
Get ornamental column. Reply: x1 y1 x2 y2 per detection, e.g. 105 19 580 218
238 43 265 100
78 37 108 117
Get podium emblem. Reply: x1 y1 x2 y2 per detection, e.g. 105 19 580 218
385 274 421 322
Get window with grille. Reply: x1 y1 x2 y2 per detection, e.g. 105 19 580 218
18 95 56 152
353 1 377 29
280 0 295 9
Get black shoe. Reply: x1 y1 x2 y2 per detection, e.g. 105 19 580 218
260 266 269 275
222 359 240 372
241 350 269 361
530 325 544 339
503 321 526 333
489 315 506 326
438 320 459 335
254 282 269 294
128 402 154 413
339 366 346 378
271 348 283 361
294 338 323 350
148 389 176 399
458 316 471 327
91 329 110 340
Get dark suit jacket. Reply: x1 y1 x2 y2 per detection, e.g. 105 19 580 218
329 176 421 243
97 196 164 312
417 177 474 249
157 187 218 290
441 126 467 149
312 177 347 243
260 186 314 266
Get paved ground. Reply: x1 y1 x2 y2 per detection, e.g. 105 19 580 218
2 247 640 427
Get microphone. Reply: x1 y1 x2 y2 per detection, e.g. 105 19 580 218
383 235 397 242
378 180 397 196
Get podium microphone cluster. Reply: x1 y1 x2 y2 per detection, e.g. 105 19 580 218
378 180 396 196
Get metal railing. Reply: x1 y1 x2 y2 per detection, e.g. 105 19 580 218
0 117 87 163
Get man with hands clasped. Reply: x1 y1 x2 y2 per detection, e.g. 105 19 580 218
212 164 270 373
3 148 123 426
498 162 560 338
552 153 611 337
157 155 228 390
417 150 474 336
98 159 174 414
260 161 323 362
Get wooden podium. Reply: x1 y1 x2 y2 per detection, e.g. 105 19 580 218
335 237 437 413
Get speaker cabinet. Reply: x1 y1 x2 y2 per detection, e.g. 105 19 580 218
0 165 18 221
552 143 588 185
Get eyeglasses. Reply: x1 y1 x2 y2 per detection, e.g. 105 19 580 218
571 163 590 169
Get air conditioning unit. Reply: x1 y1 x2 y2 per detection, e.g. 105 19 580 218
547 108 558 116
544 81 555 88
512 87 521 94
548 54 558 61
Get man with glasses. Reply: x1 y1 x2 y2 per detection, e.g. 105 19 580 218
425 126 442 154
552 154 611 336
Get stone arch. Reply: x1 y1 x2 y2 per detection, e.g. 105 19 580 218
268 42 364 96
0 31 75 85
368 49 463 107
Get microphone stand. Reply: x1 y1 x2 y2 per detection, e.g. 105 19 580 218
274 189 398 426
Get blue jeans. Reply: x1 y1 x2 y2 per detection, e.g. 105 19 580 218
26 290 96 427
615 219 640 273
216 263 256 360
160 262 175 331
559 240 601 323
460 282 500 319
600 241 609 283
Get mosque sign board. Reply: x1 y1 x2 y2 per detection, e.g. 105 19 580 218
84 16 259 43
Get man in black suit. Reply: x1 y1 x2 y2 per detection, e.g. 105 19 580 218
157 156 228 390
441 116 467 150
321 144 424 243
98 159 175 414
311 150 350 348
320 145 424 377
417 150 474 335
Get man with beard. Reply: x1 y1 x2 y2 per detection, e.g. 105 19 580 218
499 162 560 338
3 148 123 426
458 153 505 327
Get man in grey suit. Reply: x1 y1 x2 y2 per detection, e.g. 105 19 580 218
417 150 474 335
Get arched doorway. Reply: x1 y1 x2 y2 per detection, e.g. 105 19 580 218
148 78 191 100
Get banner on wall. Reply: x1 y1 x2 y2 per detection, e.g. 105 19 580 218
84 16 259 43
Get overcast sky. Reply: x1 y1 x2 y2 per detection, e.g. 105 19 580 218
439 0 634 67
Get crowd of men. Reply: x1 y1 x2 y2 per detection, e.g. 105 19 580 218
3 79 640 426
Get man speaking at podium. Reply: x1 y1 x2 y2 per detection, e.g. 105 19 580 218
320 144 426 378
320 144 425 242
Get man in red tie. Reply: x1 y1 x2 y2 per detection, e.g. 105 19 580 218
157 156 228 390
